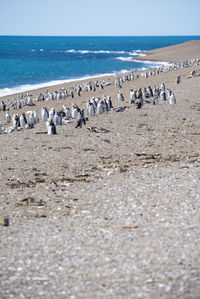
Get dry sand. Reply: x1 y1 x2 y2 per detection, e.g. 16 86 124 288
0 41 200 298
134 40 200 63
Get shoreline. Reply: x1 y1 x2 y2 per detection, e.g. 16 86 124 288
0 61 171 99
0 73 116 98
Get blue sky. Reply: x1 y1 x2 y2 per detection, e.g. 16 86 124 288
0 0 200 36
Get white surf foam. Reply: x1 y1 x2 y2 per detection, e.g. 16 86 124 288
132 60 172 66
50 49 146 56
65 49 127 54
116 57 134 62
120 69 130 74
129 52 146 56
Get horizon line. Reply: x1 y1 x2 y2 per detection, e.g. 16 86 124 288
0 34 200 38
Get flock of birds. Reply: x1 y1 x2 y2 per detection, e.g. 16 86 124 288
0 57 199 135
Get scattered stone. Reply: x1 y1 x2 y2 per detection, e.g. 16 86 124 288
0 217 9 226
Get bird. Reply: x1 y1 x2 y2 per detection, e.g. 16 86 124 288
130 89 136 103
33 111 39 124
71 103 79 119
152 97 159 105
161 83 166 91
54 112 62 125
117 91 124 101
160 91 166 101
46 118 57 135
106 96 113 111
5 110 11 123
41 107 49 122
97 100 105 114
12 114 20 128
75 110 86 128
169 93 176 104
49 107 55 120
87 102 95 116
27 94 33 106
20 113 27 128
176 75 181 84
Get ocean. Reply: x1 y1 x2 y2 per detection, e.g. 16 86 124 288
0 35 199 97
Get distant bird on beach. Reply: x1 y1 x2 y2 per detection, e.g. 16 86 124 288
54 112 62 126
130 89 136 103
49 107 55 120
33 111 39 124
176 75 181 84
62 105 72 120
75 109 86 128
72 103 79 119
160 91 166 101
27 95 33 106
161 82 166 91
117 91 124 101
41 107 49 122
147 86 153 98
5 110 11 123
152 96 159 105
87 101 95 116
137 88 143 99
13 114 20 128
46 118 57 135
106 96 113 111
0 101 6 111
169 93 176 104
28 112 35 126
97 100 105 114
136 101 142 109
20 113 27 128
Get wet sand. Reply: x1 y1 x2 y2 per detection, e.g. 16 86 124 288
0 41 200 298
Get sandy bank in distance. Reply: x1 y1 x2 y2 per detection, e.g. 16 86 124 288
134 40 200 63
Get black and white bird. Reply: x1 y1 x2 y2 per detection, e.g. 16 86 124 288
75 110 86 128
54 112 62 125
117 91 124 102
5 110 11 123
20 113 27 128
87 101 95 116
41 107 49 122
13 114 20 128
130 89 136 103
176 75 181 84
169 93 176 104
97 100 105 114
160 91 166 101
46 118 57 135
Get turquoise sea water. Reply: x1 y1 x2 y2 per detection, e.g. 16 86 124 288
0 35 199 96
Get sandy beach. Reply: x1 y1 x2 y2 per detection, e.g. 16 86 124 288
134 40 200 63
0 40 200 298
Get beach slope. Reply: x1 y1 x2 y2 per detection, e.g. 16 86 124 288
134 40 200 63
